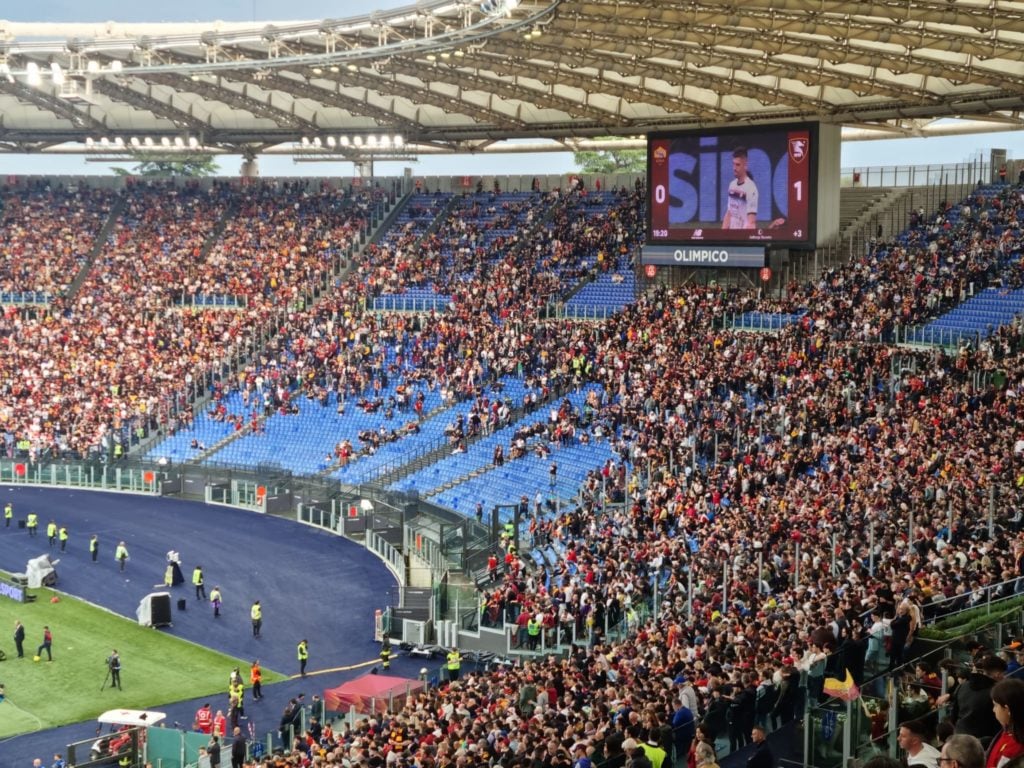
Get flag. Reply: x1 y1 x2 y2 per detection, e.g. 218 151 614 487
823 669 860 702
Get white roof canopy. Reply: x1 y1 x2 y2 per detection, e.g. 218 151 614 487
0 0 1022 156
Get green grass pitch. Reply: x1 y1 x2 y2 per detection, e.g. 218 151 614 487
0 583 287 739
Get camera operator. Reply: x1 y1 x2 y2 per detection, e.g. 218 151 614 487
107 649 122 690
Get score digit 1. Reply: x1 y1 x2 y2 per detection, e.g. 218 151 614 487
793 180 802 201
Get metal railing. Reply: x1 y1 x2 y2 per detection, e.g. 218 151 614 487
175 294 248 309
0 290 53 305
547 302 620 321
370 295 451 313
841 161 992 189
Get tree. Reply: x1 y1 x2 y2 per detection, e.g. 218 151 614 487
573 145 646 174
111 153 220 177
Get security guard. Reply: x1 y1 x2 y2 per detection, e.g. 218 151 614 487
380 634 392 671
4 502 11 528
527 616 541 650
193 565 206 599
47 520 57 548
230 680 245 717
115 541 129 572
59 526 69 553
250 601 262 637
503 521 515 540
297 639 308 677
26 511 38 537
446 647 461 682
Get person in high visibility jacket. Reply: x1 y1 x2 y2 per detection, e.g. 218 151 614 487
59 526 69 553
250 660 263 700
90 534 99 563
26 512 38 537
446 648 461 682
250 601 262 637
527 617 541 650
380 634 392 670
47 520 57 548
229 680 245 718
115 541 129 572
297 639 308 677
4 502 12 528
193 565 206 600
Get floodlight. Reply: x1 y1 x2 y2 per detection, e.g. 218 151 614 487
353 135 363 146
130 136 141 147
26 62 41 86
326 136 336 147
160 136 171 147
109 60 123 73
174 136 184 147
50 63 64 86
85 137 94 147
87 60 100 73
394 135 404 147
339 136 350 146
188 136 199 148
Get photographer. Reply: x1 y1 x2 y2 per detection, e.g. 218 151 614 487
107 650 122 691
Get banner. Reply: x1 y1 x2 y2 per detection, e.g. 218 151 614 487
640 244 766 268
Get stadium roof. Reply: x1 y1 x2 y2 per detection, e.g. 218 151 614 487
1 0 1024 157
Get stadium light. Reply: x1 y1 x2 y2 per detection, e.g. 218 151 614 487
109 60 123 73
188 136 199 149
339 136 350 146
394 135 404 147
130 136 141 147
326 136 336 147
50 62 64 85
85 137 94 147
0 63 13 83
86 60 100 74
174 136 184 147
353 135 363 147
26 62 41 86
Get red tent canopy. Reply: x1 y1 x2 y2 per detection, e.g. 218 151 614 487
324 674 425 716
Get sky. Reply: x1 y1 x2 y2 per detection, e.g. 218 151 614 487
3 1 1024 177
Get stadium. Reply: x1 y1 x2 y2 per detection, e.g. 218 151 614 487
1 1 1024 768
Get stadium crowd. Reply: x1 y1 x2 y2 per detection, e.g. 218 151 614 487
3 175 1024 768
0 179 383 459
223 183 1024 768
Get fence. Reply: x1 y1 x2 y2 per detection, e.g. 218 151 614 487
370 295 451 313
841 161 992 188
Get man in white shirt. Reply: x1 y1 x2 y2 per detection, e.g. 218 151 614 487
722 147 759 229
898 719 941 768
